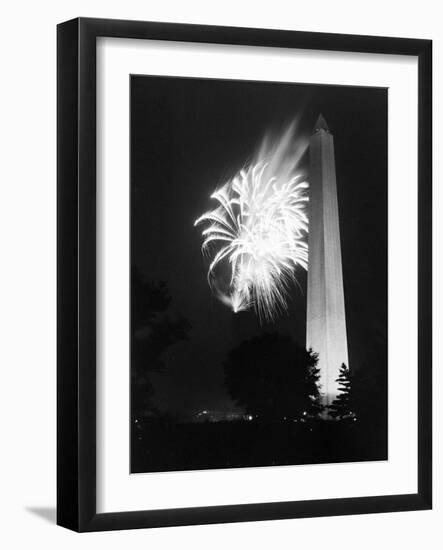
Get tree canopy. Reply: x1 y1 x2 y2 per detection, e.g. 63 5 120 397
224 333 321 421
131 267 190 418
329 363 355 420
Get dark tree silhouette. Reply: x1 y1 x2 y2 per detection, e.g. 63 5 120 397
329 363 355 420
305 353 324 418
131 267 190 419
224 333 321 421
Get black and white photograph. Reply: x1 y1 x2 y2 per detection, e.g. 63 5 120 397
0 0 437 544
130 76 388 473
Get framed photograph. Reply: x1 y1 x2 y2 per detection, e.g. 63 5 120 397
57 17 432 531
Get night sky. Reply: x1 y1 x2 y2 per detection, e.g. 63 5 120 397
131 76 387 418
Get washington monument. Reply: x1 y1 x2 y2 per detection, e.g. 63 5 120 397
306 114 349 408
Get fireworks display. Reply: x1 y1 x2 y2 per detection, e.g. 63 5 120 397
194 123 309 321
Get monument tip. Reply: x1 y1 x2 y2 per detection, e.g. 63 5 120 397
313 113 330 133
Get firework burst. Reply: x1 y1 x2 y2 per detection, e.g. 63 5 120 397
194 124 309 321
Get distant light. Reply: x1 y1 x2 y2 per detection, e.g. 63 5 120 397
247 415 253 421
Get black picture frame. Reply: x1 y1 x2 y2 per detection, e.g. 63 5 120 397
57 17 432 532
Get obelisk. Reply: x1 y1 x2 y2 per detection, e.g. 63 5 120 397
306 114 349 408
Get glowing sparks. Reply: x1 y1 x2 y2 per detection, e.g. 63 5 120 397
194 123 309 321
